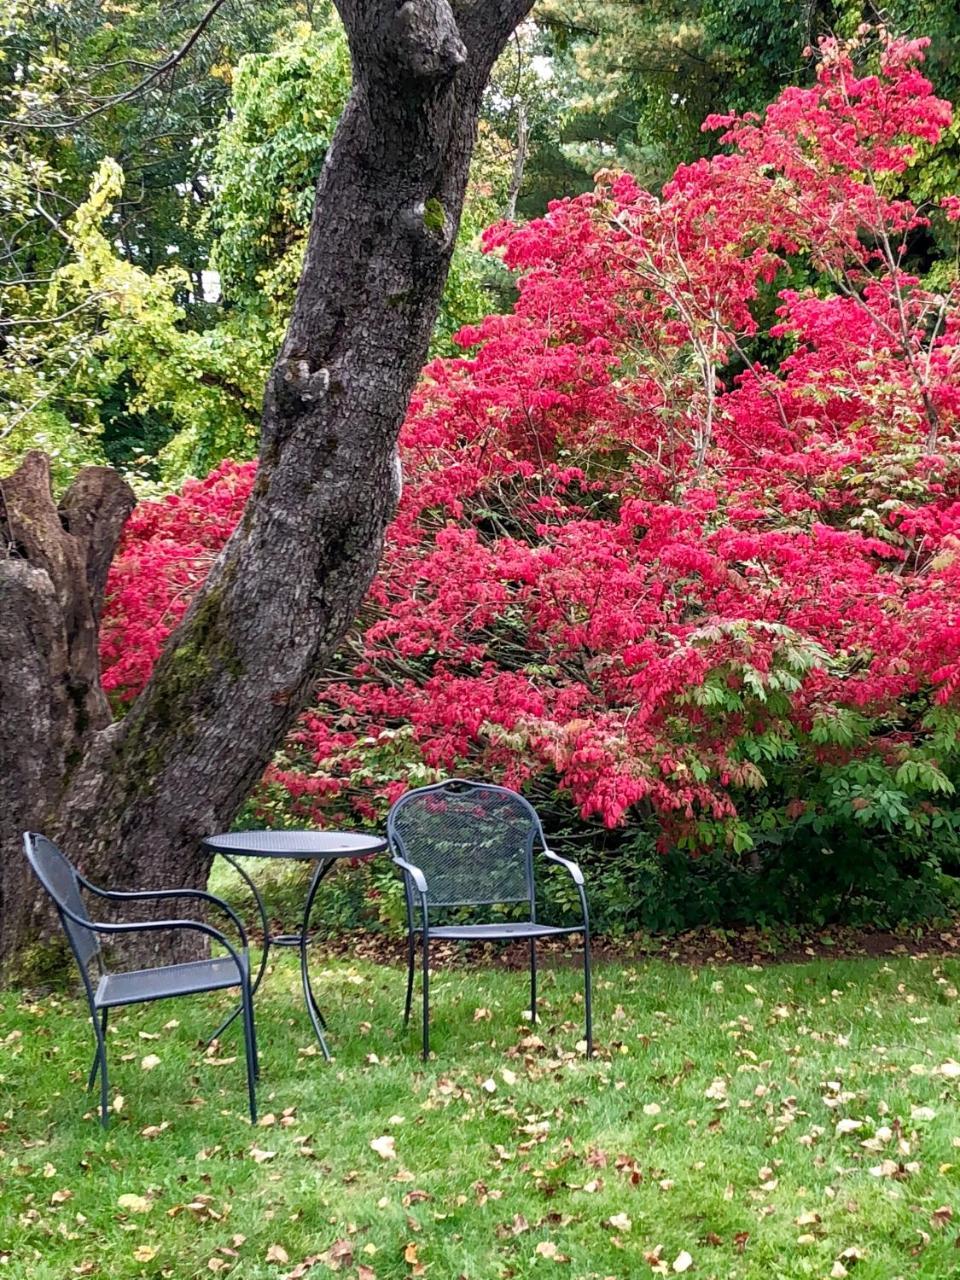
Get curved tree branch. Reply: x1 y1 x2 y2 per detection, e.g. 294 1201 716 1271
0 0 230 131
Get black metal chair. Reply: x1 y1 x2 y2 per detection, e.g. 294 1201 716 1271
22 833 259 1127
387 779 593 1059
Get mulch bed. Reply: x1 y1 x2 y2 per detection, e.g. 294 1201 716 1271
307 921 960 971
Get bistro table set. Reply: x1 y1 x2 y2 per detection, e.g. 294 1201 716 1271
23 779 593 1128
200 828 386 1061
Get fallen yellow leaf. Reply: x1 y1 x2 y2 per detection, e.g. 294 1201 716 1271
117 1193 152 1214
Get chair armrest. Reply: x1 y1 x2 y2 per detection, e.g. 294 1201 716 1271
55 899 248 974
80 880 249 950
391 856 429 895
541 848 585 887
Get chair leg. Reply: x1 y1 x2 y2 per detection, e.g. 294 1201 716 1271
583 927 593 1058
403 931 415 1027
529 938 537 1024
248 985 261 1082
92 1008 110 1129
421 930 430 1061
240 982 258 1124
87 1008 108 1091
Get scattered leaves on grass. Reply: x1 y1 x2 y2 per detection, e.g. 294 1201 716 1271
932 1205 953 1229
496 1214 531 1238
370 1135 396 1160
404 1241 426 1275
281 1255 321 1280
319 1240 354 1271
402 1190 431 1207
835 1118 862 1135
266 1244 289 1265
868 1159 920 1179
534 1241 569 1262
644 1245 667 1274
168 1194 223 1222
117 1193 152 1214
139 1122 169 1139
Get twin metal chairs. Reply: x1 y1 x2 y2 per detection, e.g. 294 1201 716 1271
387 779 593 1058
24 780 591 1127
22 833 258 1127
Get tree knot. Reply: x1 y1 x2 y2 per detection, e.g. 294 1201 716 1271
385 0 466 82
279 358 331 406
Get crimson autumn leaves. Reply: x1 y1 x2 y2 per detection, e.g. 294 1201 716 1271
102 36 960 899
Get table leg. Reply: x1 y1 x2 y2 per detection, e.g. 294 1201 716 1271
206 854 272 1046
301 859 334 1060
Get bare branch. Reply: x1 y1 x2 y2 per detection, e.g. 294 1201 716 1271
0 355 86 445
0 0 230 131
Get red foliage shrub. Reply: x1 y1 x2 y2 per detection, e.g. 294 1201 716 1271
102 33 960 857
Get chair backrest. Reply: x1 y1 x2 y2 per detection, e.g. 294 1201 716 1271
387 779 542 909
23 833 101 970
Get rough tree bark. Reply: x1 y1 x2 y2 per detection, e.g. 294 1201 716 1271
0 455 136 961
0 0 535 971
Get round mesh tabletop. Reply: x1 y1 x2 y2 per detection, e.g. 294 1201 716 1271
202 830 386 860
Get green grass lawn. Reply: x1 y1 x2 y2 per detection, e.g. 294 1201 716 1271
2 949 960 1279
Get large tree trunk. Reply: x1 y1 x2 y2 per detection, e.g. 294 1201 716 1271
0 0 534 972
0 455 136 963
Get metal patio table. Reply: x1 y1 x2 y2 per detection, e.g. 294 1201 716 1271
202 830 386 1059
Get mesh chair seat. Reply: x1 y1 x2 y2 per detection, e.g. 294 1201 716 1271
95 953 248 1008
424 922 583 940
